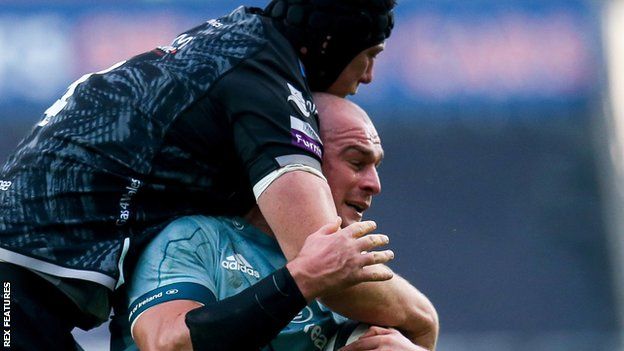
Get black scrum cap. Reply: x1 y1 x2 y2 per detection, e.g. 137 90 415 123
266 0 396 91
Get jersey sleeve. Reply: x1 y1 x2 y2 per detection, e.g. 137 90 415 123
211 45 324 189
126 216 220 327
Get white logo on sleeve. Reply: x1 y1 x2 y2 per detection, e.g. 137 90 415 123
221 254 260 278
292 306 314 324
287 82 316 119
207 19 223 28
0 181 12 191
290 116 321 143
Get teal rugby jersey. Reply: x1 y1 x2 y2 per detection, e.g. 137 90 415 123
122 215 346 351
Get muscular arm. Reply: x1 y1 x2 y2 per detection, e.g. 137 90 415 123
258 171 439 350
133 300 198 351
258 171 338 261
321 273 439 350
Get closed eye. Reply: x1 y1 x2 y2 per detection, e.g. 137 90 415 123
349 160 363 170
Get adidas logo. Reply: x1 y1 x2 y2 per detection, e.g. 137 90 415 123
221 254 260 278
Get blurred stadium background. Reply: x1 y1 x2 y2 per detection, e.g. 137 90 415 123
1 0 623 350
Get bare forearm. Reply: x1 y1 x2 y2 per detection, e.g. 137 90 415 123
133 300 198 351
321 272 439 350
258 171 337 260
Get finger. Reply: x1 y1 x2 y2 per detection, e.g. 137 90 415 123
359 327 384 340
343 220 377 239
356 234 389 251
356 265 393 282
317 217 342 235
360 326 394 338
360 250 394 267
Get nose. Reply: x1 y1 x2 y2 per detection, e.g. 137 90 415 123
360 61 374 85
361 167 381 195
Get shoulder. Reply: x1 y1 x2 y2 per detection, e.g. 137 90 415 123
155 215 233 249
133 216 234 270
209 10 305 99
128 216 232 302
163 215 234 235
180 7 270 65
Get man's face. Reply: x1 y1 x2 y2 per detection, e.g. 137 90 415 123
320 103 384 227
326 43 385 97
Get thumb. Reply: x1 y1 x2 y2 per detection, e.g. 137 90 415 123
318 217 342 235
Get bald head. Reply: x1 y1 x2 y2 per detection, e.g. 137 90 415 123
313 93 377 144
312 92 383 226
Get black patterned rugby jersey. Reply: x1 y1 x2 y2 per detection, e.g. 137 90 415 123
0 6 322 289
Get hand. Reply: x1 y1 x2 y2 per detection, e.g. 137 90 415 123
340 326 430 351
286 218 394 301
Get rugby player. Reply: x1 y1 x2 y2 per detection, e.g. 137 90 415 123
0 1 398 349
115 94 438 351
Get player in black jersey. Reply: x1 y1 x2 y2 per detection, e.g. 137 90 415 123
0 1 395 349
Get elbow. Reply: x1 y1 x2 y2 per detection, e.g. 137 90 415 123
404 294 439 350
415 296 439 331
425 301 440 340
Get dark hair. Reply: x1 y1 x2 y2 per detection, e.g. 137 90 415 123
265 0 396 91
